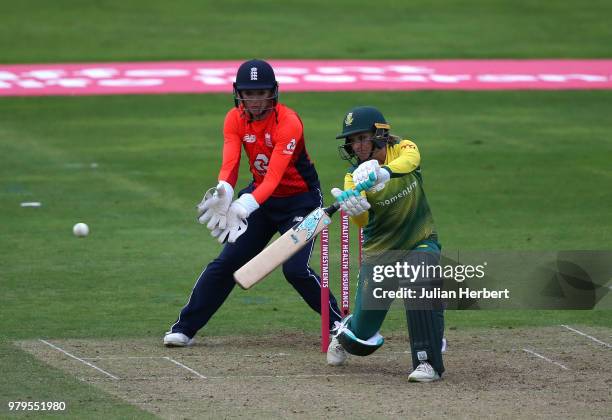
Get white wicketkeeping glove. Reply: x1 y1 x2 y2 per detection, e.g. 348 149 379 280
211 193 259 244
197 181 234 230
331 188 371 217
352 159 391 192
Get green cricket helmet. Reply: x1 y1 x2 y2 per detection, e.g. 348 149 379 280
336 106 391 164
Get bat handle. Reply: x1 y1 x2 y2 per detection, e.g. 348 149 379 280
325 172 377 217
356 172 377 192
324 201 341 217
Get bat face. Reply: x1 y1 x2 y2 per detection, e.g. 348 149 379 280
234 207 331 289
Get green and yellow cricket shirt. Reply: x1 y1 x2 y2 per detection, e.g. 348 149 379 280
344 139 438 252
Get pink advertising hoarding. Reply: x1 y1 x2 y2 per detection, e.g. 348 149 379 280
1 60 611 97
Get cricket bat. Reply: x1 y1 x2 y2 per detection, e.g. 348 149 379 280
233 174 375 289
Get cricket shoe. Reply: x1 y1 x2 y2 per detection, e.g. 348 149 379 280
163 331 195 347
408 362 441 383
327 336 348 366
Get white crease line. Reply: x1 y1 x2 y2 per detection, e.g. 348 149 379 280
561 325 612 348
80 373 393 381
225 373 381 379
522 348 569 370
84 352 404 361
39 339 119 380
82 356 167 360
81 352 291 360
163 356 207 379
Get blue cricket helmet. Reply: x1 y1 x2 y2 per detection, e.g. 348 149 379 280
233 59 277 91
233 59 279 109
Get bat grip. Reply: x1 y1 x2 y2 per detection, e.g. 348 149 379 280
325 173 376 217
324 201 341 217
355 172 377 192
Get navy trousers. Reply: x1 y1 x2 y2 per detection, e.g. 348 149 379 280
170 188 343 338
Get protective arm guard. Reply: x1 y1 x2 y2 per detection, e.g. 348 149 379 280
335 315 384 356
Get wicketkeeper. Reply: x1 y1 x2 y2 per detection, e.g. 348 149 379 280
327 106 446 382
163 59 343 346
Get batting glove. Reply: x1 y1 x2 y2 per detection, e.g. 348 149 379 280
352 160 391 192
331 187 371 217
211 193 259 244
197 181 234 230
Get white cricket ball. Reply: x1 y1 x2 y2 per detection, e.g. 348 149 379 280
73 222 90 237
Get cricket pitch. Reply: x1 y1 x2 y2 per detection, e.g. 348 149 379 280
15 326 612 419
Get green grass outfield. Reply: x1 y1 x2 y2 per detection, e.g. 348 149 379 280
1 0 611 416
2 0 612 63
